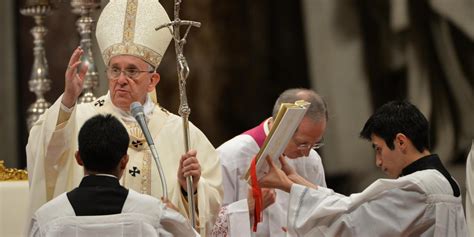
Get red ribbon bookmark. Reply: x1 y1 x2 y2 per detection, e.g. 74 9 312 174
250 156 262 232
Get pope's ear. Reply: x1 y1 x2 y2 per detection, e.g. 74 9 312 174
148 73 160 92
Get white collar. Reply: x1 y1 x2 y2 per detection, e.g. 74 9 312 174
85 173 119 179
263 118 271 135
106 91 155 123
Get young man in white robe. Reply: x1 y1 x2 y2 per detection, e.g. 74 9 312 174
259 100 468 236
26 0 222 235
216 89 327 236
29 114 198 236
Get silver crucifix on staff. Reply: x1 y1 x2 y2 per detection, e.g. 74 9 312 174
156 0 201 228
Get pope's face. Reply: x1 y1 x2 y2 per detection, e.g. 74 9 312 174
370 134 406 178
108 55 160 111
283 117 326 159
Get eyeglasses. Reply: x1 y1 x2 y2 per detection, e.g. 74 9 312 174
294 137 325 151
296 142 324 150
106 67 154 80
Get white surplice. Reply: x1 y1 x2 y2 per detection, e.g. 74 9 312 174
287 169 468 236
29 189 199 237
211 199 252 237
26 93 222 236
217 119 326 236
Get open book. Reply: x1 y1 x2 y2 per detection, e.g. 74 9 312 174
245 100 310 181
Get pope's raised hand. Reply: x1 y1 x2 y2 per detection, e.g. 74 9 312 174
62 47 88 108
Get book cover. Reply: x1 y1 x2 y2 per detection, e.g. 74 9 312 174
245 100 309 180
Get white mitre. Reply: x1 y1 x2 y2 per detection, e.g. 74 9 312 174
96 0 172 68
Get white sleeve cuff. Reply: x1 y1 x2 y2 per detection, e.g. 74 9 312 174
60 102 74 113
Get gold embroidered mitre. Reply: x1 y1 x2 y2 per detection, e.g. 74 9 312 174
96 0 172 68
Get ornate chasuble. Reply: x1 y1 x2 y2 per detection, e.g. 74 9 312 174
93 95 168 196
123 122 153 195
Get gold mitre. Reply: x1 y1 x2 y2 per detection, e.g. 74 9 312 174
96 0 172 68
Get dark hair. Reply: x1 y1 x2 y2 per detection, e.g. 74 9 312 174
272 88 328 122
360 100 430 152
78 114 129 173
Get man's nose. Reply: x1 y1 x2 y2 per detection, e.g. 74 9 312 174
303 148 311 157
375 156 382 167
299 147 311 157
117 72 128 84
